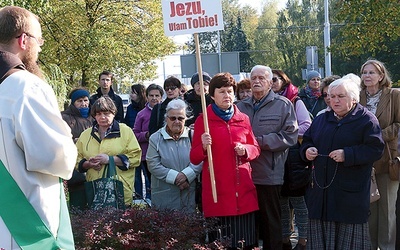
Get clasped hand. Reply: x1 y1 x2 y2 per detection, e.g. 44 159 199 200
306 147 345 162
175 172 189 190
88 153 109 171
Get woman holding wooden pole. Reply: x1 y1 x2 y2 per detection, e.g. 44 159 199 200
190 72 260 249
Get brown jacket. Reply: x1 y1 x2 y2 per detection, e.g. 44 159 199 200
360 87 400 173
61 104 94 141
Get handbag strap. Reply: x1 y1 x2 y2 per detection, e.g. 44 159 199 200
104 155 118 179
0 160 60 249
101 162 109 178
386 143 392 161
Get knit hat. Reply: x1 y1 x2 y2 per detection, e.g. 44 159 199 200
71 89 90 104
306 70 321 83
190 71 212 87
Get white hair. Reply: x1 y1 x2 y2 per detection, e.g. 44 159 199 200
250 65 273 80
328 78 360 103
341 73 361 91
165 98 187 116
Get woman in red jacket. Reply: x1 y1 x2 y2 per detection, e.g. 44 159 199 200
190 72 260 249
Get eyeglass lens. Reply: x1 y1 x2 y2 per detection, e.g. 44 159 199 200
168 116 185 121
165 86 177 91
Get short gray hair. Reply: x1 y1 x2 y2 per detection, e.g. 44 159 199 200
329 78 360 103
250 65 273 80
165 99 188 117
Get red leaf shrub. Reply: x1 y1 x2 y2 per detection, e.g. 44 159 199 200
70 206 229 249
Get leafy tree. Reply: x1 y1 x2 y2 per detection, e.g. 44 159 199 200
184 0 257 72
0 0 69 107
224 15 253 72
41 0 176 93
274 0 323 85
238 5 259 48
1 0 177 97
330 0 400 81
252 1 281 69
334 0 400 57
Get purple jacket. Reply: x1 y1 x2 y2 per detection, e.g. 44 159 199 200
133 104 152 161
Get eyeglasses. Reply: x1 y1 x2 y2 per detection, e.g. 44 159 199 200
321 93 328 98
167 116 185 122
16 32 45 46
165 86 178 91
272 77 281 82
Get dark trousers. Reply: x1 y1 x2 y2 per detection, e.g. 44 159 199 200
134 161 151 199
255 184 283 250
69 184 87 210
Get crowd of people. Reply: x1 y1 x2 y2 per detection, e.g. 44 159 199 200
1 5 400 250
58 63 400 250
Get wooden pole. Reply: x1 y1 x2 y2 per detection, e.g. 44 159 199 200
194 33 217 203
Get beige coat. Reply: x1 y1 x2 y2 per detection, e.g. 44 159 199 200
360 87 400 173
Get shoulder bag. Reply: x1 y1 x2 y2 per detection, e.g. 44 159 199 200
387 143 400 181
85 156 125 210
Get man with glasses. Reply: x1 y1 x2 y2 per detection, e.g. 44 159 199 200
0 6 77 249
90 70 124 122
148 76 182 135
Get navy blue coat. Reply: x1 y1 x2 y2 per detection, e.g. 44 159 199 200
300 103 384 224
124 101 141 128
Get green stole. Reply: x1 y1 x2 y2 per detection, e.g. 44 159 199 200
0 160 74 249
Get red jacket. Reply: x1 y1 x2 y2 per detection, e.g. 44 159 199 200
190 105 260 217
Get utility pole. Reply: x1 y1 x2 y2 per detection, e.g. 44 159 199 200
217 30 222 72
324 0 332 76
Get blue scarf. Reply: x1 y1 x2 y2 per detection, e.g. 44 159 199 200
211 103 234 121
79 107 89 118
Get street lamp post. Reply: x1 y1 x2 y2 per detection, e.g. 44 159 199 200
324 0 332 76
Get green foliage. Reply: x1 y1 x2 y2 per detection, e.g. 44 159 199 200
273 0 323 85
4 0 400 96
0 0 50 13
185 0 258 72
224 16 253 72
335 0 400 57
39 0 176 93
332 0 400 81
252 1 281 69
1 0 177 98
42 63 69 109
